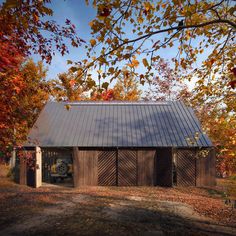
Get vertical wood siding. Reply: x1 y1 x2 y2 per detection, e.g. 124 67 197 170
156 148 173 187
74 149 157 186
73 148 98 187
19 157 27 185
137 150 156 186
196 148 216 186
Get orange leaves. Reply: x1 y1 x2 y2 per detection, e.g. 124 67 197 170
127 58 139 68
90 39 96 47
142 58 149 67
69 79 76 87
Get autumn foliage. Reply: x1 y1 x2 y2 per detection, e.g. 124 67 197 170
0 0 235 176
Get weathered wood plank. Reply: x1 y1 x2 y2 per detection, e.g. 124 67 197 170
196 148 216 187
137 150 156 186
19 156 27 185
73 149 98 186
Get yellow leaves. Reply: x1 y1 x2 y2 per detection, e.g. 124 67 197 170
137 16 144 24
98 56 107 64
180 58 187 70
97 69 102 74
142 58 149 67
65 104 71 111
204 58 215 68
185 30 191 41
89 20 95 27
90 39 96 47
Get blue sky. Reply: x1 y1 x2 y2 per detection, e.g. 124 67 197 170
0 0 212 89
32 0 97 80
29 0 210 90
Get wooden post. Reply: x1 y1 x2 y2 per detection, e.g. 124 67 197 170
10 147 16 168
19 155 27 185
73 147 79 187
35 146 42 188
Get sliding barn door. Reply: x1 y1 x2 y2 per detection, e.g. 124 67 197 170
118 150 137 186
176 149 196 186
98 150 117 186
97 149 138 186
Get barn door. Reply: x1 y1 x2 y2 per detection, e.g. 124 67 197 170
98 150 117 186
118 150 137 186
176 149 196 186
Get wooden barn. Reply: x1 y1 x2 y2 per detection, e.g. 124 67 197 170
18 101 215 188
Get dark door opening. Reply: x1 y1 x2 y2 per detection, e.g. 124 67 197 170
42 149 73 186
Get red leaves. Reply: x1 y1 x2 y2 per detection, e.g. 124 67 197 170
102 89 114 101
98 5 111 17
229 80 236 89
0 1 84 64
229 68 236 89
231 68 236 77
91 89 115 101
0 35 24 73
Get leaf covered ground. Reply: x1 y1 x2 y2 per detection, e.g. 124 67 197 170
0 165 236 236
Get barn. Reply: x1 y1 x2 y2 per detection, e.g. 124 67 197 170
18 101 215 188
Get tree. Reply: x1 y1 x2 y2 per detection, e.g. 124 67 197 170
0 0 83 66
90 68 141 101
113 69 141 101
50 71 93 102
145 59 190 101
77 0 235 95
193 104 236 176
0 59 50 156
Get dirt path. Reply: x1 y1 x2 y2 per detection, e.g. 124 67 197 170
1 191 236 236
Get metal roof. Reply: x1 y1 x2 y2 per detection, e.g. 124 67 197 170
25 101 212 147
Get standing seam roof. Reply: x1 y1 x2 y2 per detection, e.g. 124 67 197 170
26 101 213 147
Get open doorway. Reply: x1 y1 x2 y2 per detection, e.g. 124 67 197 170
42 148 73 187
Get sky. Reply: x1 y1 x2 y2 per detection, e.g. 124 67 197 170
0 0 213 90
31 0 192 80
32 0 97 80
29 0 212 91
